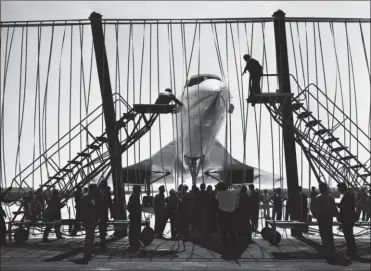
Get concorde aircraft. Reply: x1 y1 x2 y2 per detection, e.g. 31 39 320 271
120 74 347 199
122 73 284 191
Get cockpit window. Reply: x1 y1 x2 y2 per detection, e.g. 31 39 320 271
205 75 222 81
186 76 206 87
185 74 222 87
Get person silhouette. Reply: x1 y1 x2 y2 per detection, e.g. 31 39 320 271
242 54 263 96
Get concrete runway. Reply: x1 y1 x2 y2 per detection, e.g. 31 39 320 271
1 234 370 270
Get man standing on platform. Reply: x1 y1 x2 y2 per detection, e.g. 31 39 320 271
315 182 338 262
337 182 357 258
155 88 183 107
242 54 263 96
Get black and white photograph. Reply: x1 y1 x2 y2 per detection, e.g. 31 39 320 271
0 1 370 270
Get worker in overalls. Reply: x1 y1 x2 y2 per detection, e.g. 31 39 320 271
242 54 263 98
155 88 184 109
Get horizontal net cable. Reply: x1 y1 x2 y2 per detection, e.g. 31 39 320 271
0 17 370 28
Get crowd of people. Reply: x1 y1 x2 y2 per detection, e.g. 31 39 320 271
0 182 114 261
153 182 264 246
150 181 370 258
0 180 370 261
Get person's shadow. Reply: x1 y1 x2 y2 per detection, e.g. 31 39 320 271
220 241 251 261
44 236 119 263
298 236 370 266
348 254 371 264
189 234 250 260
72 257 89 265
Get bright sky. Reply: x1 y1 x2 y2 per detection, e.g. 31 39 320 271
2 1 370 21
1 1 370 191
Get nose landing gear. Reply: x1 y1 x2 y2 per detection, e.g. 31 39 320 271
184 155 205 186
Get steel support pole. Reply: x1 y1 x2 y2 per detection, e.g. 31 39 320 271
272 10 300 236
89 12 127 236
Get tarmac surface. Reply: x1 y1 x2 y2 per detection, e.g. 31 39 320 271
1 232 370 270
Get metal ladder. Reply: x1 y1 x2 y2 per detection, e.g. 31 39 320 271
8 100 174 223
264 87 370 209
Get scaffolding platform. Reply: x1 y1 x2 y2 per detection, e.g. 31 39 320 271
246 93 293 104
133 104 177 114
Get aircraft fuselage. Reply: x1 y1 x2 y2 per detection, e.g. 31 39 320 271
175 74 229 184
